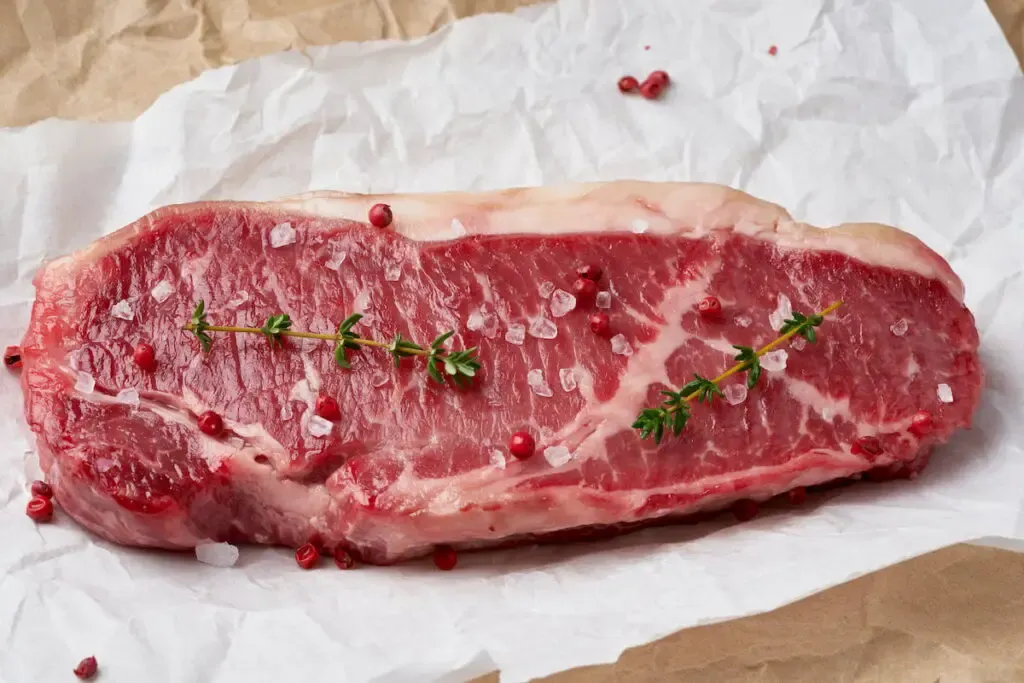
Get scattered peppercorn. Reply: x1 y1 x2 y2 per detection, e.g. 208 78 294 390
589 312 611 338
572 277 598 301
433 545 458 571
73 656 98 680
617 76 639 93
908 410 934 438
133 343 156 371
768 45 778 56
197 411 224 437
26 495 54 523
647 70 670 87
333 547 356 570
368 203 393 228
508 431 536 460
315 395 342 422
697 296 722 318
295 542 320 570
4 345 22 370
30 480 53 498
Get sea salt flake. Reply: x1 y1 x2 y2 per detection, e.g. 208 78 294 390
151 280 174 303
559 368 578 393
75 371 95 394
115 388 140 407
890 318 909 337
735 314 752 328
630 218 650 234
371 372 390 388
791 335 807 351
504 323 526 345
596 291 612 309
527 369 553 398
269 222 296 248
937 383 954 403
325 250 347 271
724 384 748 406
450 218 467 236
761 349 789 372
195 542 239 568
610 334 633 357
111 299 134 321
489 450 506 470
543 446 572 468
308 415 334 437
384 263 401 282
549 289 577 318
227 290 250 308
768 294 793 331
539 281 555 298
529 317 558 340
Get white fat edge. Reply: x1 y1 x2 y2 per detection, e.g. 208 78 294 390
732 219 964 302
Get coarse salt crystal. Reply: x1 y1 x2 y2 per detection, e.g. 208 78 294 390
630 218 650 234
195 542 239 568
489 450 506 470
115 388 140 407
308 415 334 437
549 289 577 318
325 249 347 271
504 323 526 345
890 318 909 337
768 294 792 331
539 281 555 298
151 280 174 303
528 317 558 340
559 368 578 393
543 446 572 467
610 334 633 357
384 263 401 282
466 307 499 339
791 335 807 351
75 371 95 394
937 383 953 403
450 218 467 236
227 290 250 308
735 314 752 328
596 291 612 309
724 384 748 406
467 311 485 331
269 222 296 248
371 372 390 388
527 369 553 398
761 349 789 372
111 299 134 321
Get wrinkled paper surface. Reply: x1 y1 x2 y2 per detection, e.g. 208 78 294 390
2 1 1024 681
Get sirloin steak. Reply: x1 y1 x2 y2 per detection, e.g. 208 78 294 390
20 181 983 564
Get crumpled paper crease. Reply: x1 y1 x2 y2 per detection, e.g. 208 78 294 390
1 0 1023 682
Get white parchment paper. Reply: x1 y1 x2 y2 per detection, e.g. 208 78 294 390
2 0 1023 681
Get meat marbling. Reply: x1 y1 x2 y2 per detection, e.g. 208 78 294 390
19 181 983 564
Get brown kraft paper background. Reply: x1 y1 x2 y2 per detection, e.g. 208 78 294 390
2 1 1023 681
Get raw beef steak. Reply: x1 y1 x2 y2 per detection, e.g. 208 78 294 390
19 182 983 564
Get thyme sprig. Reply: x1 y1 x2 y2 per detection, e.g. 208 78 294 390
185 301 480 386
632 300 843 444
